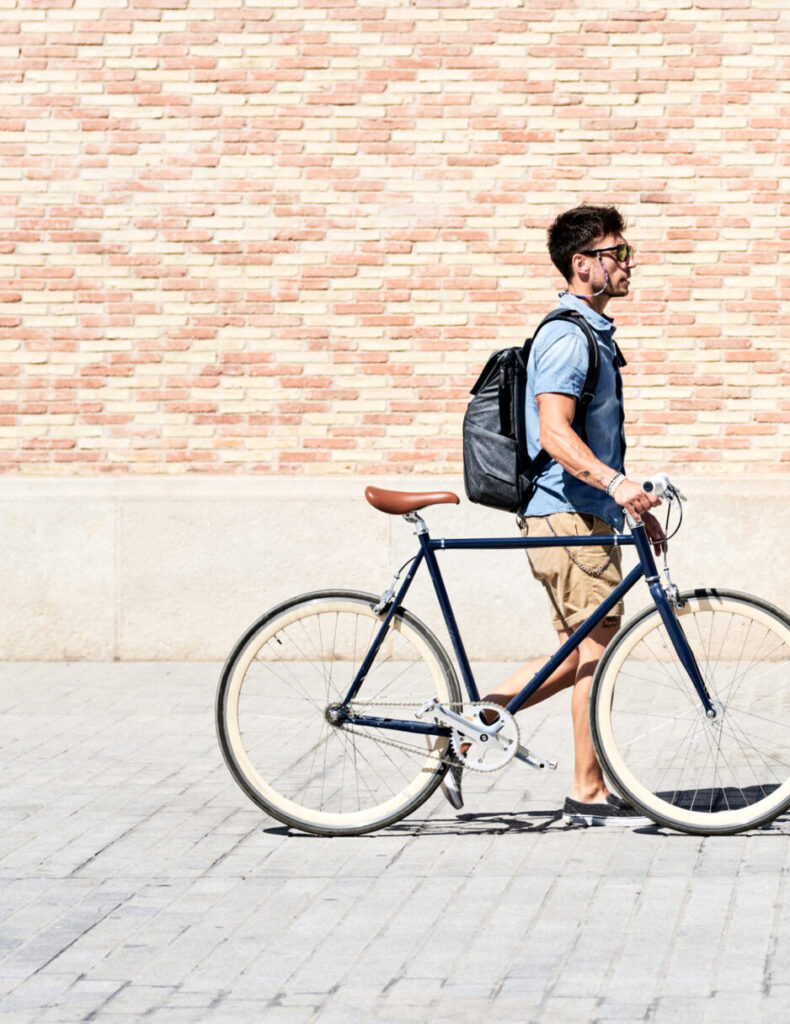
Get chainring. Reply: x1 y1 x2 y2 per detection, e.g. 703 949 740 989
450 702 520 772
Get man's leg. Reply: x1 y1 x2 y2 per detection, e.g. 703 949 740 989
440 618 644 817
480 621 618 802
440 641 580 811
482 640 578 711
442 512 628 814
568 619 619 802
561 616 651 825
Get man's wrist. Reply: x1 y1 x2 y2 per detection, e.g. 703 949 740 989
606 472 626 497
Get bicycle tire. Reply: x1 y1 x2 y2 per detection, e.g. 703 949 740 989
591 588 790 835
216 589 461 837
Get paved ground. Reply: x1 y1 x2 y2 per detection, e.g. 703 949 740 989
2 662 790 1024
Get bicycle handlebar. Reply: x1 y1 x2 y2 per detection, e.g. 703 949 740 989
641 473 687 502
621 473 686 534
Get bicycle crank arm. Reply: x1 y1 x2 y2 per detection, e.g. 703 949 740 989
514 745 558 771
417 698 506 741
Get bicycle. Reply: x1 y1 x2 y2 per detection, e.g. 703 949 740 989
216 475 790 838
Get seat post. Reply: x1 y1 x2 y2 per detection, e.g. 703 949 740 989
404 511 428 535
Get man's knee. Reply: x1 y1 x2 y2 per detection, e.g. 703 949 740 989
579 620 619 663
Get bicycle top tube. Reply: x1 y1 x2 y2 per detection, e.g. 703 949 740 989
429 535 636 550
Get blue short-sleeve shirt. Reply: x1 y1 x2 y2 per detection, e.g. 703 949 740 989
522 292 626 529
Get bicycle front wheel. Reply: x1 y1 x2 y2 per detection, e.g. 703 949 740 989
591 589 790 835
216 590 461 837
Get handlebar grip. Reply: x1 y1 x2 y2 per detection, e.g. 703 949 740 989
641 473 687 502
642 472 673 498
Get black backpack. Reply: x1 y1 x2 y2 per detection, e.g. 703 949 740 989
462 310 601 513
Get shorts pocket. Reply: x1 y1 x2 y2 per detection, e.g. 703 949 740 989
573 516 615 574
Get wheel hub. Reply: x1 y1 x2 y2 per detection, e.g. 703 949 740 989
325 703 347 726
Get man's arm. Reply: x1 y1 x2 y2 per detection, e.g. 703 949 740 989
536 391 661 525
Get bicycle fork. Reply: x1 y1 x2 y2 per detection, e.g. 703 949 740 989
633 526 717 718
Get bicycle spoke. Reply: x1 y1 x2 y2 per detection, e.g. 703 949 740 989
616 704 697 753
655 714 701 807
722 714 790 773
719 716 780 791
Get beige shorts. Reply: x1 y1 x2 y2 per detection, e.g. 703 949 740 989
519 512 624 633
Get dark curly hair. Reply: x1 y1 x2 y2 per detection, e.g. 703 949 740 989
547 205 626 282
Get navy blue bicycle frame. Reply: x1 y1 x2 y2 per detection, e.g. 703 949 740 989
341 521 713 737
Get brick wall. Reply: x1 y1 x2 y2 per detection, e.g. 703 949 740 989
2 0 788 477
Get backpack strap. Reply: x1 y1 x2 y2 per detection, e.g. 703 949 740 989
530 309 601 422
519 309 604 505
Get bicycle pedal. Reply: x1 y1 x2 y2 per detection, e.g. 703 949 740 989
515 745 558 771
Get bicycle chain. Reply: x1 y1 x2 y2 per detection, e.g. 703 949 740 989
338 699 507 771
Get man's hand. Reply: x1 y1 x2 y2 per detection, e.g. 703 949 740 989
641 510 668 556
613 477 661 524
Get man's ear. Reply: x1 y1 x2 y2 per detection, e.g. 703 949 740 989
570 251 590 281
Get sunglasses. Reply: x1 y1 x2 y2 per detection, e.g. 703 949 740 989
580 244 635 263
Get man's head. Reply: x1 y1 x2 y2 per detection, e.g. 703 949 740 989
548 205 627 281
547 205 634 308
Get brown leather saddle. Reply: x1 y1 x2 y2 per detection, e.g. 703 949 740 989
364 486 460 516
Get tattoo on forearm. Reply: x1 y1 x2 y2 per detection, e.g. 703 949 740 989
572 466 610 490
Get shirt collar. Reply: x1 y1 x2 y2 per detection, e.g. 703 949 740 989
558 291 616 334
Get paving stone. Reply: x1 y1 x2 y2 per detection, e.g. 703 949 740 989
1 662 789 1023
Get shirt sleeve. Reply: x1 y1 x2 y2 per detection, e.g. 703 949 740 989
530 325 590 400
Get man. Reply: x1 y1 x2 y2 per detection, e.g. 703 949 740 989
443 204 665 825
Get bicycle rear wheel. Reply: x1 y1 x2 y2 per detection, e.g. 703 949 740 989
216 590 461 836
591 589 790 835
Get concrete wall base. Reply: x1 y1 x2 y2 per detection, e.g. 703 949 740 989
3 475 788 661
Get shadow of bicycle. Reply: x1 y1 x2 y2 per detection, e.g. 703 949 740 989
262 809 564 838
657 783 781 811
263 784 790 838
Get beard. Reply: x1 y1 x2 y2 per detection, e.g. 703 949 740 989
608 275 629 296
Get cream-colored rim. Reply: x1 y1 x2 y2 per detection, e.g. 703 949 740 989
223 597 452 830
595 594 790 831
